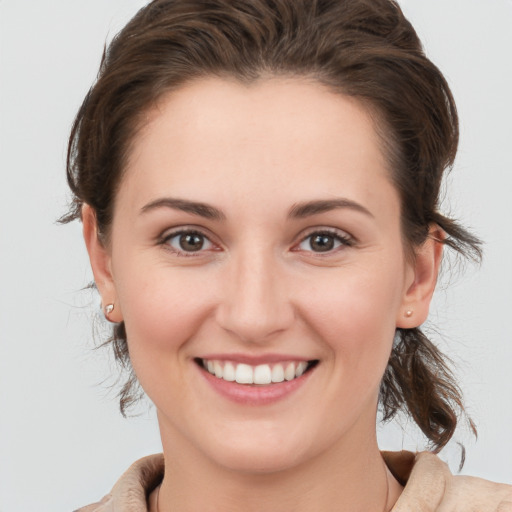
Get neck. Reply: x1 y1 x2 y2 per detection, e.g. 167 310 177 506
156 419 398 512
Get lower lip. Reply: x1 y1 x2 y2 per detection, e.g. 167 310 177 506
198 364 315 405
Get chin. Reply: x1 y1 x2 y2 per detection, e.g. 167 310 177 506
199 426 312 475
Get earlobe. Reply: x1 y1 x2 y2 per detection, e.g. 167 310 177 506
82 204 123 322
396 225 444 328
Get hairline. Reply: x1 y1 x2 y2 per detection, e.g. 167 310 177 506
101 72 408 245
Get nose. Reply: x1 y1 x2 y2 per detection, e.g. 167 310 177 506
215 248 295 343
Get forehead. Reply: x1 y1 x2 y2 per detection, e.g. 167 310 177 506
121 77 396 218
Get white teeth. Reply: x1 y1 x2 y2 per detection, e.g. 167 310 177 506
214 361 223 379
235 363 254 384
284 362 295 381
202 359 312 385
254 364 272 385
295 362 307 377
271 364 285 383
223 362 236 382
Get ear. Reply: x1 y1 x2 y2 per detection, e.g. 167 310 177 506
82 204 123 322
396 225 444 328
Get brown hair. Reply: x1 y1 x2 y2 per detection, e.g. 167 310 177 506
63 0 481 452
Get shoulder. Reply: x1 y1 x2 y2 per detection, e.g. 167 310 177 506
386 451 512 512
74 454 164 512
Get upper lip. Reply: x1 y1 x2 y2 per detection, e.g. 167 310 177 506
196 353 316 365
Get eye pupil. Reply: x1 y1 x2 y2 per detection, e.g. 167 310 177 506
310 234 334 252
180 233 204 251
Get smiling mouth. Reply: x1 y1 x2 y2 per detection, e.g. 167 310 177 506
195 358 319 385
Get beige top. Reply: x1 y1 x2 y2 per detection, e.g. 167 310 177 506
75 451 512 512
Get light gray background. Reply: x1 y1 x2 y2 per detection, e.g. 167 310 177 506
0 1 511 510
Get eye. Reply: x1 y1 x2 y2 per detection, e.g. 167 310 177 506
297 230 353 253
162 230 214 254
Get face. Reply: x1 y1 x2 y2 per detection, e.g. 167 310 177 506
85 77 438 473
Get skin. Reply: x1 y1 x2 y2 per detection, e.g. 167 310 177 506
83 77 443 512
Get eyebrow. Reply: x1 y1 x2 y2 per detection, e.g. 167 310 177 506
140 197 373 221
288 199 374 219
140 197 226 220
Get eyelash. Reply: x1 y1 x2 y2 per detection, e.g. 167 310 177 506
159 229 216 257
158 227 355 257
295 228 354 254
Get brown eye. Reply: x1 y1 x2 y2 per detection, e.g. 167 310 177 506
310 234 335 252
165 230 213 254
180 233 204 251
297 230 352 253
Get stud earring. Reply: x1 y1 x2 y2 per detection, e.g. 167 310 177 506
405 310 413 318
104 303 115 317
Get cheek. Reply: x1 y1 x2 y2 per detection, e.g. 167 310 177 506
299 261 404 374
113 262 216 372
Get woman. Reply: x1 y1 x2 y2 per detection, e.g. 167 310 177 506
63 0 511 510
